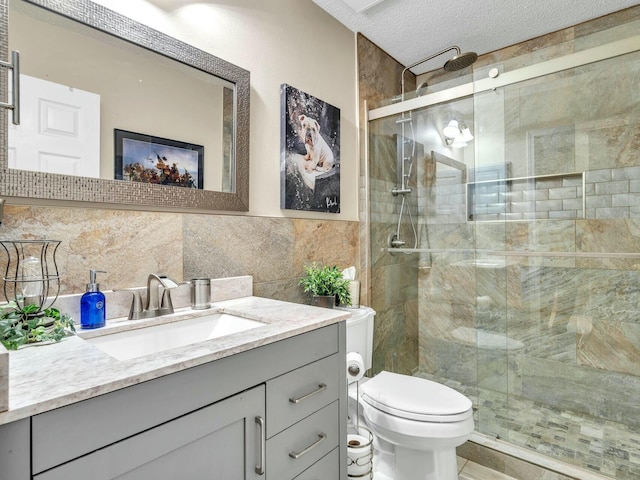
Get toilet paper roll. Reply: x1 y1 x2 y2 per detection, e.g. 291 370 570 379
347 433 373 477
346 352 365 383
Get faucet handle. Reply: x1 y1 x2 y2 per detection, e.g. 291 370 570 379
160 289 174 312
113 288 144 320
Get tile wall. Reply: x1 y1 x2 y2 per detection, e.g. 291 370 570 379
0 205 359 307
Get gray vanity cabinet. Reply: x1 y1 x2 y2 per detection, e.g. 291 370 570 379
18 322 346 480
33 385 265 480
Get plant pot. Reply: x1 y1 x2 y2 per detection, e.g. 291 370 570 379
310 295 336 309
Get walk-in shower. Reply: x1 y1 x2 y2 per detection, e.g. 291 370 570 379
390 46 477 250
367 20 640 479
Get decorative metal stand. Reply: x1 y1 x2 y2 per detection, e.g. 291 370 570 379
347 423 374 479
0 240 61 316
347 381 374 479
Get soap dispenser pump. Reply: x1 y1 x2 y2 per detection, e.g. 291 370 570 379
81 269 107 329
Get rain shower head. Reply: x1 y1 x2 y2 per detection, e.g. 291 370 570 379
401 46 478 100
443 51 478 72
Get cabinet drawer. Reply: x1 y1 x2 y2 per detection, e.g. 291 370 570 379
267 401 339 480
267 353 340 437
294 448 339 480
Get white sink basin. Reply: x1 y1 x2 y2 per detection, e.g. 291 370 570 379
86 313 265 360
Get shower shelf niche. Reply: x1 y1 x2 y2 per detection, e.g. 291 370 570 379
466 171 585 222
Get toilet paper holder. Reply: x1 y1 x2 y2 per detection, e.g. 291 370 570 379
346 352 365 383
347 423 373 479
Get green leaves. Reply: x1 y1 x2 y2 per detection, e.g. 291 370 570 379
299 263 352 306
0 301 75 351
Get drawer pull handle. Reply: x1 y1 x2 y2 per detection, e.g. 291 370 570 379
289 433 327 459
289 383 327 404
255 416 265 475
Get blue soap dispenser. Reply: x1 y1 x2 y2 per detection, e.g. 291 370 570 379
81 269 107 329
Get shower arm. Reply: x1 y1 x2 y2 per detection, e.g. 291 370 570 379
400 46 461 100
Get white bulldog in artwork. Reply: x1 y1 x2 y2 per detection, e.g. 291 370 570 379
298 114 335 173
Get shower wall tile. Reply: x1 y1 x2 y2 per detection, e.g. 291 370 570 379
423 222 475 251
358 33 414 306
419 335 478 386
368 133 397 184
505 220 576 256
473 30 575 71
422 262 476 306
477 348 510 393
522 356 640 428
360 32 421 373
578 320 640 377
576 219 640 270
400 297 419 374
420 295 475 337
357 33 412 110
596 207 630 218
575 6 640 38
371 261 418 310
372 303 410 374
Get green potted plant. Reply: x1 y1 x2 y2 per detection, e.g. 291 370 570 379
299 263 351 308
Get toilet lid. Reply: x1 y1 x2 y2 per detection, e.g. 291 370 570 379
360 371 473 422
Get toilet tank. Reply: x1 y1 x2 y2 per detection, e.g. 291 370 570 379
344 306 375 371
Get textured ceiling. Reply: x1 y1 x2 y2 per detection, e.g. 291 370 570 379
312 0 640 73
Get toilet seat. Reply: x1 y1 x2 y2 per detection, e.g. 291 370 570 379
360 371 473 423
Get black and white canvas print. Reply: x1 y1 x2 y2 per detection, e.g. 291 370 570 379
280 84 340 213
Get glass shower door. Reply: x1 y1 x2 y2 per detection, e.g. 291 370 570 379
472 41 640 478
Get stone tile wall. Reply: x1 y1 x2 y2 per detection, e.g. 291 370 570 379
358 34 420 375
0 205 359 307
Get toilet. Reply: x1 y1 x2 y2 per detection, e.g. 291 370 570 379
346 307 474 480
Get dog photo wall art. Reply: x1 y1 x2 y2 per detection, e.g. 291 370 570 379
280 84 340 213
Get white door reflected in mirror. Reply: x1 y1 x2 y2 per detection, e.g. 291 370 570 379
8 74 100 177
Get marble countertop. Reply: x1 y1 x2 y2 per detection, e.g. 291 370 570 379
0 296 350 426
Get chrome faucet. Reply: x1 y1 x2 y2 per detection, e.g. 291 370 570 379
117 274 180 320
145 274 178 315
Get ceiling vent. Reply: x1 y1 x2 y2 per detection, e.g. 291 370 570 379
340 0 386 13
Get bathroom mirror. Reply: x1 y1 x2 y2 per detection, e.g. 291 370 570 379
0 0 250 211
